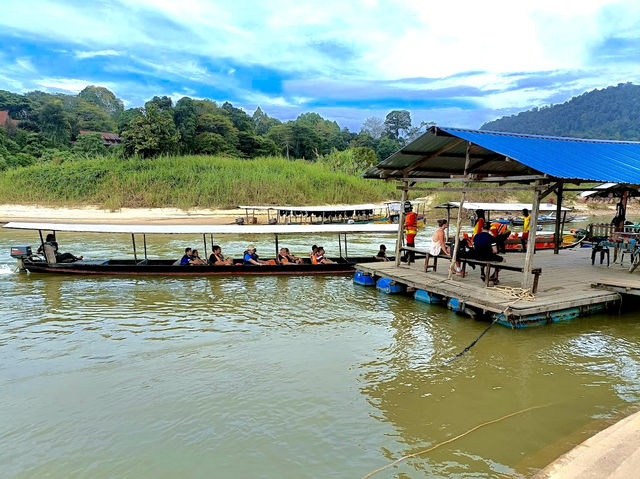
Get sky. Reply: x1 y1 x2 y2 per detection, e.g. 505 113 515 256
1 0 640 131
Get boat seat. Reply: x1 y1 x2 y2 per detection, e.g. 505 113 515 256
172 259 182 266
43 243 57 264
137 259 148 265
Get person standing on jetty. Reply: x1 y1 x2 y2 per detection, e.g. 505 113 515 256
402 201 418 263
521 208 531 251
472 209 485 238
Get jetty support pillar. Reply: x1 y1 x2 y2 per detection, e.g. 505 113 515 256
523 187 541 289
395 181 408 266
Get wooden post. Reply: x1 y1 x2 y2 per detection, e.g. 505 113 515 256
131 233 137 262
446 205 451 241
275 234 279 257
338 234 342 258
202 234 207 259
554 182 563 254
144 234 148 259
523 187 541 289
394 181 408 266
448 142 472 279
448 193 466 279
344 234 348 259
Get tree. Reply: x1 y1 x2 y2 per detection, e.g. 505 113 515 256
38 99 71 147
266 124 294 159
376 137 401 161
117 108 143 134
195 113 238 150
404 121 436 143
221 101 254 132
174 97 198 152
78 86 124 115
361 116 385 139
73 133 107 156
0 90 33 118
194 132 230 155
72 99 116 133
122 103 178 157
252 106 280 135
145 96 173 113
384 110 411 140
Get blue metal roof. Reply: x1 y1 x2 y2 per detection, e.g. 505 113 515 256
440 128 640 183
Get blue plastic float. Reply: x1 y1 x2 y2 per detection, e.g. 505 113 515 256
353 271 376 286
414 289 441 304
376 277 405 294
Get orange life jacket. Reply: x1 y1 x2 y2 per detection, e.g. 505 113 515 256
404 212 418 235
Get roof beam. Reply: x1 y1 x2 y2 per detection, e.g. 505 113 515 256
399 139 465 176
399 185 540 192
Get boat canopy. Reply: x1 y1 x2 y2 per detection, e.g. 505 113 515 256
2 222 398 235
238 204 383 213
435 202 572 212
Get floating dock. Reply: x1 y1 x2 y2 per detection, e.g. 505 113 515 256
354 248 640 327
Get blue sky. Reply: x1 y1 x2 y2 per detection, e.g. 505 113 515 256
1 0 639 131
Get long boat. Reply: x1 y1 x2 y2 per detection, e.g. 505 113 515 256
5 222 398 276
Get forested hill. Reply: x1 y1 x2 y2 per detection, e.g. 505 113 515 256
481 83 640 140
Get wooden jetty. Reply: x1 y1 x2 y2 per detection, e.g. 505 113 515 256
355 248 633 327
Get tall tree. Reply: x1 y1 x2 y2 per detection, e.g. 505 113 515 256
174 97 198 152
384 110 411 140
252 106 280 135
38 99 71 146
122 103 178 157
361 116 385 139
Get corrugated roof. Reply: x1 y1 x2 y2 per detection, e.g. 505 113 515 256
435 202 571 212
365 127 640 184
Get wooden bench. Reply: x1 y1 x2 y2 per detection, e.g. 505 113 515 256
398 246 427 266
460 258 542 293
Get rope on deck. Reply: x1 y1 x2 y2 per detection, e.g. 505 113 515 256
493 286 535 302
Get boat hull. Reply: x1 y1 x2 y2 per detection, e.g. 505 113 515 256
21 257 380 276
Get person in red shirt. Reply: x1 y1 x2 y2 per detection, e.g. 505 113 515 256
402 201 418 263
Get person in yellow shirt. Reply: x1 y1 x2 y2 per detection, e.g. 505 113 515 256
521 208 530 251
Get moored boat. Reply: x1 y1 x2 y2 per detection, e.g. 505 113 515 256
5 222 398 276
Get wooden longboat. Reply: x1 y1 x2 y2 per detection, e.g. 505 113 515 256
4 222 398 277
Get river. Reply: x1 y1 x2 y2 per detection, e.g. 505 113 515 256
1 227 640 478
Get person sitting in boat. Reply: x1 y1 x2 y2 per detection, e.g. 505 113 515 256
190 249 207 265
315 246 335 264
209 245 233 265
36 233 83 263
310 245 319 264
180 247 194 265
473 223 503 283
284 248 303 264
244 246 269 265
375 244 389 261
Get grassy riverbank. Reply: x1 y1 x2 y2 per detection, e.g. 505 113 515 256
0 155 399 209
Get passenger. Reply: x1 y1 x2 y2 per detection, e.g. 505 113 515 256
402 201 418 263
375 244 389 261
277 248 294 265
310 245 319 264
521 208 530 251
473 223 503 283
315 246 335 264
284 248 303 264
430 219 451 256
243 245 268 265
472 209 485 237
190 249 207 265
491 221 511 253
37 233 83 263
180 247 193 265
209 245 234 265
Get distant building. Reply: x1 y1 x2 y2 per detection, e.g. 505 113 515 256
0 110 20 128
78 130 122 147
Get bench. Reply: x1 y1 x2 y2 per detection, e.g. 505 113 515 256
460 258 542 293
398 246 427 266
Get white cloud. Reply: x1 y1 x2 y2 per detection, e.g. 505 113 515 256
75 49 120 59
37 78 96 93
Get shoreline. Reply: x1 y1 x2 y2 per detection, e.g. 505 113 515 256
0 201 632 225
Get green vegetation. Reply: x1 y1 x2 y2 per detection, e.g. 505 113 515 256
0 85 436 208
482 83 640 140
0 154 398 209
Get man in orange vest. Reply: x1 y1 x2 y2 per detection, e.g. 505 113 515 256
402 201 418 263
490 221 511 253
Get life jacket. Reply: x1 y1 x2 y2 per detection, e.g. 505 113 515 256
491 222 509 236
523 215 531 233
472 218 484 236
404 211 418 235
279 254 289 264
311 253 318 264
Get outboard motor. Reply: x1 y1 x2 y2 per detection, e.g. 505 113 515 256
10 245 32 270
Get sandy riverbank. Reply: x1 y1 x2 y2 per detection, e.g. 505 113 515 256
0 204 259 225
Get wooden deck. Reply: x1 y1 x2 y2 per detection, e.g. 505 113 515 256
355 248 640 326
